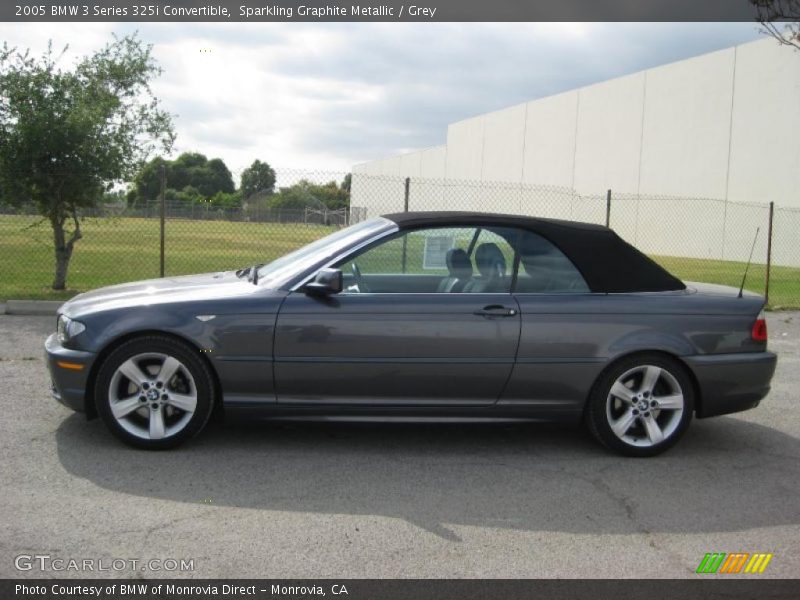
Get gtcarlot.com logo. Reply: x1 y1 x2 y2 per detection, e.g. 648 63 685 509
696 552 773 574
14 554 194 572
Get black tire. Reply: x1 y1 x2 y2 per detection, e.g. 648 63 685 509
586 353 694 457
95 335 216 450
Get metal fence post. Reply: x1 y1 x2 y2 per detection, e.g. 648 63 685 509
605 189 612 228
766 201 774 305
159 163 166 278
401 177 410 273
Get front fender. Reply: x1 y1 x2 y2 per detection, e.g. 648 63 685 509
71 294 287 411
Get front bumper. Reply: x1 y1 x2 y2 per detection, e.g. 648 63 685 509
685 351 777 418
45 333 96 413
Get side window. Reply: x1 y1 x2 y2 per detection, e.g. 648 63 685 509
334 226 516 294
514 230 589 293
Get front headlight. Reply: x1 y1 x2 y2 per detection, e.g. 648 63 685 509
57 314 86 343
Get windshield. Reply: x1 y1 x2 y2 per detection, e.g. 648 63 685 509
255 217 395 289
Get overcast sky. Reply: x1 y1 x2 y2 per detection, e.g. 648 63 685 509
0 22 765 177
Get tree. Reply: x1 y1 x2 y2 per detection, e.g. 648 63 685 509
128 152 235 205
102 189 127 206
209 190 242 210
0 34 174 290
269 178 351 211
752 1 800 50
269 180 320 210
127 156 169 207
341 172 352 194
171 153 234 198
240 159 276 200
205 158 235 196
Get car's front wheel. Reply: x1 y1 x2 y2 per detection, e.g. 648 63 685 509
95 335 215 449
586 354 694 457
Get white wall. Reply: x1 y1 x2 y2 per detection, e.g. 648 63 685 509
399 152 422 178
572 72 645 195
420 145 447 178
351 38 800 266
415 145 447 210
355 38 799 206
727 39 800 206
444 115 485 180
638 48 735 199
521 91 579 187
481 103 526 182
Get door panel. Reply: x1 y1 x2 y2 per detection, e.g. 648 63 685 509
501 293 713 413
500 295 607 412
274 293 521 405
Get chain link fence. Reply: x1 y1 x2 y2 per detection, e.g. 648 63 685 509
0 169 393 301
350 175 799 308
0 169 798 308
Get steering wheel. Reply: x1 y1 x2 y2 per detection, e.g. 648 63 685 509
351 262 370 293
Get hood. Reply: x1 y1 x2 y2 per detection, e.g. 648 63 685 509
60 271 265 318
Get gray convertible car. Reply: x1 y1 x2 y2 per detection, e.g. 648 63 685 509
46 212 776 456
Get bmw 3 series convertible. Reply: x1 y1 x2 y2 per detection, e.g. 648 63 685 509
46 212 777 456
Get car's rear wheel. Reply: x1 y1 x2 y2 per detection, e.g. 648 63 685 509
586 354 694 457
95 335 215 449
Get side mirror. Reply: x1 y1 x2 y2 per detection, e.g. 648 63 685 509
304 268 343 296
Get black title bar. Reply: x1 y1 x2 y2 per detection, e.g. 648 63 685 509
4 580 800 600
4 0 768 22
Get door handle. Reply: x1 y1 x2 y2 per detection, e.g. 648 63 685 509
473 304 517 317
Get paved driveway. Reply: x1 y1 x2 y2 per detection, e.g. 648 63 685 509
1 313 798 578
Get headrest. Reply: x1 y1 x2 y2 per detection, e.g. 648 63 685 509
474 243 506 278
445 248 473 279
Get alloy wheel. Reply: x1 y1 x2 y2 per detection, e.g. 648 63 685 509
107 352 198 441
605 364 685 447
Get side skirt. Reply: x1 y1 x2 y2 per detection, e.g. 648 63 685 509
222 403 583 425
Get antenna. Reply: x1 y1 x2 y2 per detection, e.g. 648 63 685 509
738 227 760 299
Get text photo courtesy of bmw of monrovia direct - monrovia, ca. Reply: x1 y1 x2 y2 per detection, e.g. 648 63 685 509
15 584 281 596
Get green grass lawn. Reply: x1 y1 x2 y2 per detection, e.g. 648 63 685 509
1 214 798 308
0 215 334 301
654 256 800 309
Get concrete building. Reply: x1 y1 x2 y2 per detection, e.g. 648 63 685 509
351 38 800 267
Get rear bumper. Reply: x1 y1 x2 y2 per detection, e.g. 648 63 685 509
45 333 96 413
685 351 777 418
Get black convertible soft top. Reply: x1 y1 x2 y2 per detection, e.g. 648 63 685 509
382 211 685 294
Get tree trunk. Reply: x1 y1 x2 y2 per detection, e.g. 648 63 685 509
50 210 82 291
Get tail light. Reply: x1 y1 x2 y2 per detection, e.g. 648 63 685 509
751 310 768 342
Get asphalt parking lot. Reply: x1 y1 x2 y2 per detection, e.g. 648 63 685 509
1 313 798 579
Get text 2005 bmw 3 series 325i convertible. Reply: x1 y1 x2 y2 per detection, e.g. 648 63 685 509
45 212 777 456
